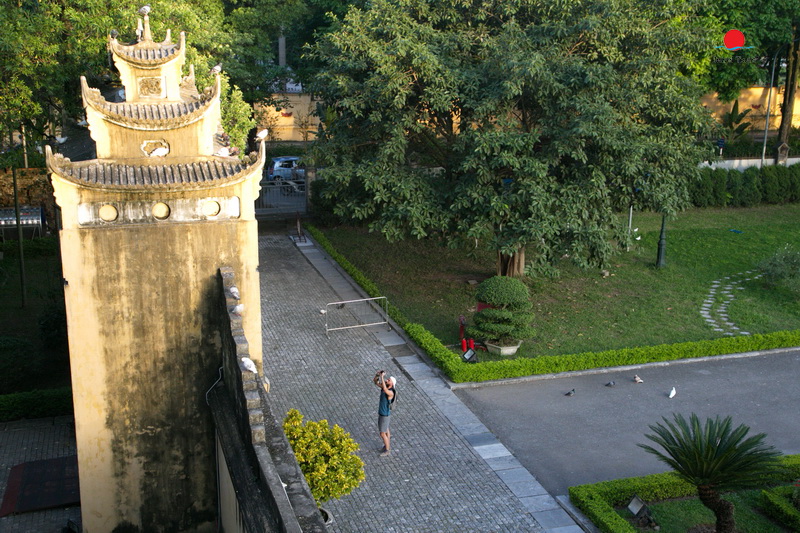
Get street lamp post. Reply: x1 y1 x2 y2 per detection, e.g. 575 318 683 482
655 213 667 269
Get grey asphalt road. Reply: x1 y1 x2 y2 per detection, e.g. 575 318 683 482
454 349 800 497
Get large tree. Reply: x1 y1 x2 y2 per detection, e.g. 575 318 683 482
309 0 715 276
639 413 783 533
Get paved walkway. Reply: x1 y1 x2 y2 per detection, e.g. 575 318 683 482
0 230 582 533
260 232 582 532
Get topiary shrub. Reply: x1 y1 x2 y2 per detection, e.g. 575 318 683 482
283 408 365 505
739 166 762 207
787 163 800 203
691 168 715 207
710 168 729 206
466 276 535 346
726 168 743 206
761 165 790 204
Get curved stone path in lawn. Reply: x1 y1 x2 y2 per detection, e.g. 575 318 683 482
700 270 762 336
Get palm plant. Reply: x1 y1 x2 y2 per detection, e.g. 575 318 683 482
720 100 752 142
639 413 783 533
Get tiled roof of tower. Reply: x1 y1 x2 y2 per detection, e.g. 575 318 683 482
108 31 185 67
46 144 265 191
81 76 218 130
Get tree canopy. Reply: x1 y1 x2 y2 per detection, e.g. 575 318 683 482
309 0 716 276
1 0 254 157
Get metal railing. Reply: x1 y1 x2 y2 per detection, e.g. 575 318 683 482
325 297 389 337
254 179 307 216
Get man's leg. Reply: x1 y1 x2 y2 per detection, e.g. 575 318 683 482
379 415 392 455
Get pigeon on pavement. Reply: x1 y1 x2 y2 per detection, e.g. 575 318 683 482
668 387 677 399
633 375 644 384
565 389 575 396
605 381 615 387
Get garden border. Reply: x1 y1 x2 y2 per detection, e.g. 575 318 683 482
567 455 800 533
304 223 800 384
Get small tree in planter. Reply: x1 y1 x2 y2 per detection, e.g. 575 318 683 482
283 409 365 510
466 276 535 355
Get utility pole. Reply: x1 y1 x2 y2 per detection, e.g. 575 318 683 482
12 167 27 307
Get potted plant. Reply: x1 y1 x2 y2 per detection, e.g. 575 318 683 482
283 408 365 524
467 276 535 356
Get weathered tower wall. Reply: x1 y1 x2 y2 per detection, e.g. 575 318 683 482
48 13 265 530
54 178 262 532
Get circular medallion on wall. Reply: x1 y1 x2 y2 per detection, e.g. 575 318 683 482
202 200 221 217
98 204 118 222
152 202 171 220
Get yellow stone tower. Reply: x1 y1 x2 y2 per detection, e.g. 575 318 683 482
46 11 264 533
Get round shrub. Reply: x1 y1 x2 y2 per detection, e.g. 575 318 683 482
475 275 531 311
758 245 800 296
468 276 535 345
283 408 365 505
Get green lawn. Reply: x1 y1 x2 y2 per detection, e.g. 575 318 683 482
318 204 800 358
624 489 793 532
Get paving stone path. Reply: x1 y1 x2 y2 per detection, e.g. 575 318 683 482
259 234 550 533
700 271 761 336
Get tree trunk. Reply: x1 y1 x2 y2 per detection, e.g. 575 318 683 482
497 248 525 277
777 25 800 156
697 485 736 533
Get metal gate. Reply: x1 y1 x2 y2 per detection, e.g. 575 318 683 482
255 178 307 217
324 297 389 337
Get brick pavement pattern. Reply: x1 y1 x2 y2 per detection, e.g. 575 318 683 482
259 234 542 533
0 417 81 533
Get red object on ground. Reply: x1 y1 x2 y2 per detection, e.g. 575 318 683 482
468 338 475 349
461 338 468 352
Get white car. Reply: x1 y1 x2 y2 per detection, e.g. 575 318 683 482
266 156 305 180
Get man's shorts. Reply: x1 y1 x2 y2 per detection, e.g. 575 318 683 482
378 415 391 433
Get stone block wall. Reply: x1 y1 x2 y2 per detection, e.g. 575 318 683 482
210 267 325 533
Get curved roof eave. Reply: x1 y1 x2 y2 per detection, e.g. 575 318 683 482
46 141 266 193
108 31 186 69
80 75 221 131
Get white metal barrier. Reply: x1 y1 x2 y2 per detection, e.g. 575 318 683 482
325 297 389 337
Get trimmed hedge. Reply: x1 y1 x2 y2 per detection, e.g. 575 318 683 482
761 485 800 531
693 164 800 207
305 223 800 383
569 455 800 533
0 387 73 422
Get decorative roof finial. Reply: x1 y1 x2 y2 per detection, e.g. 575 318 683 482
138 5 153 42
